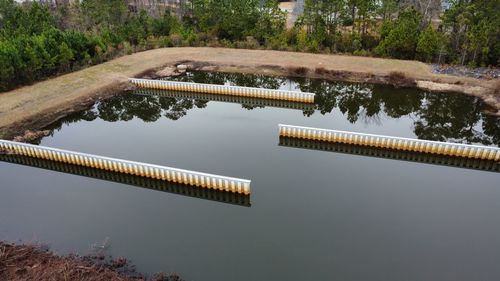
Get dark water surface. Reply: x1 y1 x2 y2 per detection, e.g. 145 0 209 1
1 72 499 281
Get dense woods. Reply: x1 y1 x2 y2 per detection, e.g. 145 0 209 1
0 0 498 91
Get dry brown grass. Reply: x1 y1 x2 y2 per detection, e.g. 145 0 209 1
314 67 329 76
0 242 182 281
286 66 309 76
387 71 417 88
493 79 500 95
313 67 353 81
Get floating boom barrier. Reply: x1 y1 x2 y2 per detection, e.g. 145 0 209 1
0 140 251 195
129 78 315 103
134 89 316 111
279 137 499 173
0 154 250 207
278 124 500 161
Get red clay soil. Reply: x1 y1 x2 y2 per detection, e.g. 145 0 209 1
0 242 181 281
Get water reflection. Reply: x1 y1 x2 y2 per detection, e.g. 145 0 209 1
298 80 497 146
0 154 251 207
134 89 316 111
5 73 500 281
167 71 288 90
279 137 499 173
172 72 499 146
47 71 499 146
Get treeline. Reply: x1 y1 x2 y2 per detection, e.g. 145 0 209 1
297 0 499 66
0 0 183 91
0 0 498 92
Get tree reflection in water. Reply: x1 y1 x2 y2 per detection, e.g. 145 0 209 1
48 72 500 146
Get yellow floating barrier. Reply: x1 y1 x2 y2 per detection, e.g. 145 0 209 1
0 154 251 206
278 124 500 161
0 140 251 195
129 78 315 103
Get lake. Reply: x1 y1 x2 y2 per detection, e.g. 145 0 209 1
1 72 499 281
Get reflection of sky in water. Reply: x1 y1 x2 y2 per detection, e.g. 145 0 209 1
1 72 499 281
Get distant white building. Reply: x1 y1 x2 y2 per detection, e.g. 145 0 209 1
441 0 451 11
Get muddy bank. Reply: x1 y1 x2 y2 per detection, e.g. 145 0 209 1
0 241 182 281
0 47 498 140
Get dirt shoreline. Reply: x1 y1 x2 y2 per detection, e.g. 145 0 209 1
0 47 498 140
0 241 181 281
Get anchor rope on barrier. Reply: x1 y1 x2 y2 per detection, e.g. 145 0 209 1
129 78 315 103
278 124 500 161
0 140 251 195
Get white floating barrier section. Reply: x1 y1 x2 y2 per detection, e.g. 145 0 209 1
279 137 499 172
134 89 316 111
278 124 500 161
129 78 315 103
1 154 251 206
0 140 251 195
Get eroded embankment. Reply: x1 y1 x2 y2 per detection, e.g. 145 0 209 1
0 47 498 140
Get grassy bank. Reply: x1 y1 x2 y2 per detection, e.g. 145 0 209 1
0 47 498 140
